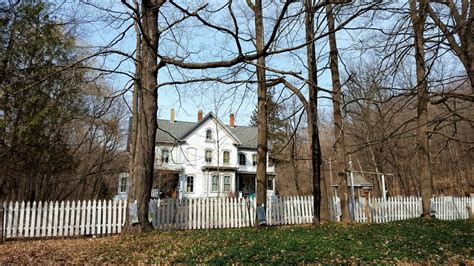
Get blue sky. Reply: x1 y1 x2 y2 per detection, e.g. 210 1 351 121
70 1 465 127
69 0 357 126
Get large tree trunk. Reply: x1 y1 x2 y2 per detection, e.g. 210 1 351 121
410 0 433 219
125 0 161 233
304 0 328 224
254 0 268 224
326 4 351 222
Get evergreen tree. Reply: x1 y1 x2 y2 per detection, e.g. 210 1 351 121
249 87 287 149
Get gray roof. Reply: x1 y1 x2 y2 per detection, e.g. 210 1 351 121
157 119 195 143
332 172 373 187
156 114 257 148
229 126 257 149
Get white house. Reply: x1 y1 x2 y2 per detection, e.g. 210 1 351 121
116 110 276 200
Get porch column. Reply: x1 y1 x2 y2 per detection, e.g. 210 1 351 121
178 172 185 200
235 173 239 197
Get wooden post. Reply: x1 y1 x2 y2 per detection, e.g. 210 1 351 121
467 205 473 220
0 207 4 244
364 190 371 223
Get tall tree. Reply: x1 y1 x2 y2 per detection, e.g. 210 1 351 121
409 0 433 219
304 0 325 224
326 3 351 222
247 0 268 223
125 0 164 232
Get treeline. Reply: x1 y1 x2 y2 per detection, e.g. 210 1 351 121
0 2 126 201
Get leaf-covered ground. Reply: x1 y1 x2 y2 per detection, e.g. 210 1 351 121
0 219 472 264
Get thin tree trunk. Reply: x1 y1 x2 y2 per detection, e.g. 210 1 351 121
129 0 141 199
326 3 351 222
410 0 433 219
304 0 326 224
125 0 162 233
248 0 268 225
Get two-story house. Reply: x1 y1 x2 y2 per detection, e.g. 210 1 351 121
116 110 276 200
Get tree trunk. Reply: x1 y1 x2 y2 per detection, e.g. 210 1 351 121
129 0 141 197
253 0 268 224
326 4 351 222
304 0 327 224
410 0 433 219
125 0 161 233
468 0 474 88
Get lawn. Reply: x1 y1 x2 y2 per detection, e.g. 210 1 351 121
0 219 472 264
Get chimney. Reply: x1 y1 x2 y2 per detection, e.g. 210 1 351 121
197 110 203 122
170 108 175 124
229 113 235 128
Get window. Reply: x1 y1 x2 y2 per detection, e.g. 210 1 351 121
205 129 213 140
186 176 194 193
267 177 274 190
161 149 169 164
252 154 257 166
239 153 246 166
119 174 128 193
223 175 231 192
223 151 230 165
205 150 213 163
211 175 219 192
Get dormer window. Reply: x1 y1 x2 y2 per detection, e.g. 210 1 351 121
161 149 170 164
239 153 246 166
205 128 213 141
252 154 257 166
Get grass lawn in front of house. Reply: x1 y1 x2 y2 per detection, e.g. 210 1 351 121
0 218 472 264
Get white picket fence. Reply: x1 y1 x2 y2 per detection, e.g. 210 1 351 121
353 196 473 223
150 197 256 230
2 200 127 239
2 196 471 239
150 195 341 229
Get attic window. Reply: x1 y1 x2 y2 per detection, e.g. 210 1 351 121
205 129 213 140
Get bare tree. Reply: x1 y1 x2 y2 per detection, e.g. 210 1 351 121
326 3 351 222
410 0 433 219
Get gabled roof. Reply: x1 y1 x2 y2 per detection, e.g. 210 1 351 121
156 112 256 147
180 112 240 144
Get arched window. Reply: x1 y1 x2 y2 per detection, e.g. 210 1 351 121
223 151 230 165
205 149 213 163
252 154 257 166
239 153 246 166
205 128 213 140
186 176 194 193
161 149 170 163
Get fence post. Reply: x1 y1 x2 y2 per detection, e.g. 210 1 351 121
0 206 4 244
364 190 371 223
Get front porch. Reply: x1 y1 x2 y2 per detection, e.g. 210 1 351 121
236 173 275 198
